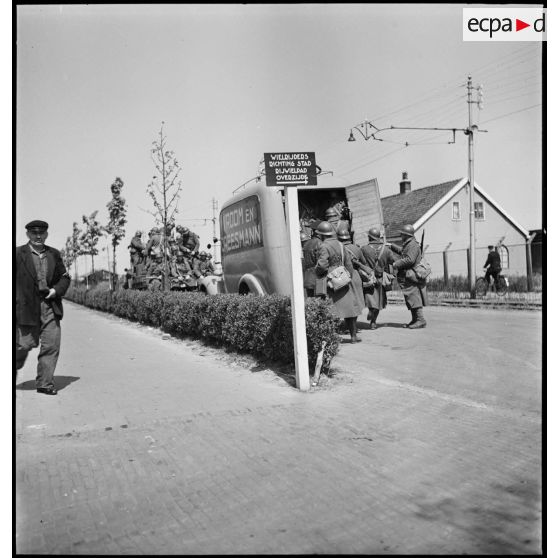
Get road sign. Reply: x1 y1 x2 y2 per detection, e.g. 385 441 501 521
263 152 317 187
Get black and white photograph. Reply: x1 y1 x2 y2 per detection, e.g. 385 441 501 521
15 3 547 555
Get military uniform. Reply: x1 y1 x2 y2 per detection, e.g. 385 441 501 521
302 236 322 297
391 228 427 328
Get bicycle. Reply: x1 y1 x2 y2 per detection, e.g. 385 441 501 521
475 273 509 296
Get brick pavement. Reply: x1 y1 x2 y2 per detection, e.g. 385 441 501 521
15 302 542 554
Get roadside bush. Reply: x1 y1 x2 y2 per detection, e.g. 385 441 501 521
65 286 341 369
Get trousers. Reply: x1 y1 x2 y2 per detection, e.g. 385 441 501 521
16 301 61 389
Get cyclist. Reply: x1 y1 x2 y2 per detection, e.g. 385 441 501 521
483 245 502 291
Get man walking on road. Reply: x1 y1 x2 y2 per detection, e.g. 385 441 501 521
391 224 427 329
16 220 71 395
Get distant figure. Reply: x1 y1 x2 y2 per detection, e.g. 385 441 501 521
16 220 71 395
391 224 427 329
483 245 502 289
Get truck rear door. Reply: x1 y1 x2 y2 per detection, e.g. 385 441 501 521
345 178 384 246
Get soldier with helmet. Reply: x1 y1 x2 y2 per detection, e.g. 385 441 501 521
194 250 216 277
315 221 364 343
390 224 428 328
361 227 396 329
177 225 200 258
301 228 322 298
337 226 365 312
128 230 146 270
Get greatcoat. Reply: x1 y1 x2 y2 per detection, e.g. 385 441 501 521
316 238 364 319
391 236 428 309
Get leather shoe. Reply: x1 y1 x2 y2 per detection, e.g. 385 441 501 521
37 387 58 395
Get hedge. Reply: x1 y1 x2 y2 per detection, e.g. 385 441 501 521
65 284 341 370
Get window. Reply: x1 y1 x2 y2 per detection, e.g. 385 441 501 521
474 201 485 220
452 201 461 220
498 245 509 269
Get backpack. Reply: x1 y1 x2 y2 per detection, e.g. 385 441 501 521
327 242 352 291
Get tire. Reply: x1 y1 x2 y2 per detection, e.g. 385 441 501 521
495 276 508 296
475 277 488 297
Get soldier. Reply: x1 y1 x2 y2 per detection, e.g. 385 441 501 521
146 227 163 260
337 226 366 312
193 251 215 278
315 221 364 343
177 225 200 257
128 230 146 270
390 224 427 329
360 227 396 329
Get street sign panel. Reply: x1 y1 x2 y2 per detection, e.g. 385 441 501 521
263 152 317 187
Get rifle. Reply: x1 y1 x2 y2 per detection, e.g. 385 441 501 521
420 230 425 255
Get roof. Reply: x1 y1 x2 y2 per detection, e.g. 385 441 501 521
381 178 462 238
381 177 529 239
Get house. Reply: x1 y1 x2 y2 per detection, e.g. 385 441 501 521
380 172 532 279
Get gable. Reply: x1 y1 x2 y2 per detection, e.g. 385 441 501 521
381 179 461 239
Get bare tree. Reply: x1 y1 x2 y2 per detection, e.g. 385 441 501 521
105 177 127 289
146 121 182 290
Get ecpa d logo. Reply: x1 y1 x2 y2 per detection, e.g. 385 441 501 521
463 8 546 42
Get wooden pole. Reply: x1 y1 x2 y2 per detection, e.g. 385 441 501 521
284 186 310 391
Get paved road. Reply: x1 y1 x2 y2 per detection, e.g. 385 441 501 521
15 302 542 555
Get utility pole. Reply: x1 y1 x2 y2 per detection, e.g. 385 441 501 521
211 197 218 260
347 75 485 298
466 75 484 298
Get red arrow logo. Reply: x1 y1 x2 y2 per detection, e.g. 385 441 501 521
516 19 530 31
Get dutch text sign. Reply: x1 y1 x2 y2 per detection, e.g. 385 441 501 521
263 152 317 186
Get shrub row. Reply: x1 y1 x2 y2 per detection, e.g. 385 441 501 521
65 284 341 370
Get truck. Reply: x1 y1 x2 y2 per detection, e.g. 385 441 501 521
218 174 384 295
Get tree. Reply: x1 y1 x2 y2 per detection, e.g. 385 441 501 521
105 176 127 289
146 121 182 290
80 211 103 275
71 222 83 285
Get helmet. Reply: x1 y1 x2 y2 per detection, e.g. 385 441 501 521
316 221 335 237
300 231 311 243
336 227 351 241
325 207 338 219
367 227 381 240
135 230 142 236
399 224 415 237
199 251 207 258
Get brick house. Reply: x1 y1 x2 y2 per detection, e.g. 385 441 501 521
380 173 532 279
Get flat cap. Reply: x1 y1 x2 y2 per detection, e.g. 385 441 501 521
25 220 49 231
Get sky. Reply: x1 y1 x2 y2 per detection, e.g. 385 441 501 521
15 3 545 276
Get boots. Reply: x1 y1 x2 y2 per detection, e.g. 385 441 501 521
408 307 427 329
349 317 361 343
369 308 379 329
403 308 416 328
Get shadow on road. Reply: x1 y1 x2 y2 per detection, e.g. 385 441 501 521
16 376 80 391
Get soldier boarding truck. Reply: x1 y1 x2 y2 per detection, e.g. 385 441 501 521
218 176 383 295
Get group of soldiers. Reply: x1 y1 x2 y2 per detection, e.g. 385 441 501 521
127 224 215 289
300 204 428 340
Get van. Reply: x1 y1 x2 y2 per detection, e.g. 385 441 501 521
218 175 383 295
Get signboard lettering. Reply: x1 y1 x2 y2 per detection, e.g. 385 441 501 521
220 195 264 255
264 152 317 186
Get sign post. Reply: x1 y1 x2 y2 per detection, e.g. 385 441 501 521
264 152 317 391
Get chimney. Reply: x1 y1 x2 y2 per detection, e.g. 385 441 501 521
399 171 411 194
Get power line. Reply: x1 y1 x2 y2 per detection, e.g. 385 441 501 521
481 103 542 125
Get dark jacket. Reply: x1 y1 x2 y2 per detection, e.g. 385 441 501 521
483 251 501 272
16 243 71 326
